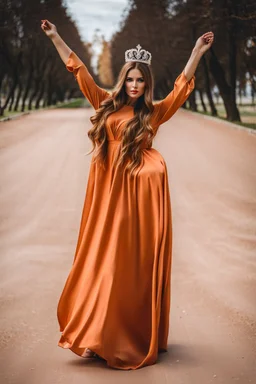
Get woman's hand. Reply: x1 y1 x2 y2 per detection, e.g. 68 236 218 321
41 20 72 65
41 19 57 39
194 31 214 54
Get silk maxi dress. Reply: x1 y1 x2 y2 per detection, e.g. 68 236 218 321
57 51 195 370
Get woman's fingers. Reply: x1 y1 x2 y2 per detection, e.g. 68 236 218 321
203 33 214 40
41 19 51 29
203 32 214 44
41 20 47 28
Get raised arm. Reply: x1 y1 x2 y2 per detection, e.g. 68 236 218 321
41 19 109 109
184 31 214 81
152 31 214 127
41 20 72 65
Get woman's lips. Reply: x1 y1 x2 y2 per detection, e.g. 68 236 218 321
131 91 138 94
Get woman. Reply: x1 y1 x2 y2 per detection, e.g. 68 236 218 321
41 19 214 370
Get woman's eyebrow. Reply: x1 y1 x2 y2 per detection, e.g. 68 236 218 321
126 76 144 79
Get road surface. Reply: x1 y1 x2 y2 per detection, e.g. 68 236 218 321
0 108 256 383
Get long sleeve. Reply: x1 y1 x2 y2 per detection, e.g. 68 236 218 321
152 70 195 127
66 51 110 110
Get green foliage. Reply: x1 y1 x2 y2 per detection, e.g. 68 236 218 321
56 98 90 108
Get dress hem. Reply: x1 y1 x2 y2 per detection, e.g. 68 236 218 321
58 334 168 370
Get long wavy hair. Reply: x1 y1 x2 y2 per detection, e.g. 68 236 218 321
87 61 155 176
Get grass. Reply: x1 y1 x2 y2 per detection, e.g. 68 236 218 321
1 98 255 131
0 98 90 121
195 103 256 130
194 109 256 130
56 98 90 108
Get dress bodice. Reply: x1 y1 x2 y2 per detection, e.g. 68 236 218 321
105 105 134 141
66 50 195 143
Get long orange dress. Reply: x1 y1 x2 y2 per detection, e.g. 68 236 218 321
57 51 195 370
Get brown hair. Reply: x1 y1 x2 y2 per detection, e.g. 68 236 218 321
87 61 155 176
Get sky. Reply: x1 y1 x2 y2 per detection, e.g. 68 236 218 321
65 0 129 43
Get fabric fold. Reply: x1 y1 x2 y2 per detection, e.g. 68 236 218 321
57 50 196 370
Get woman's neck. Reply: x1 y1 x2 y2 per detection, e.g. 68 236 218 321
126 97 137 107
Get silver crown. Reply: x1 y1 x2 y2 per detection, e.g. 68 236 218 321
125 44 152 65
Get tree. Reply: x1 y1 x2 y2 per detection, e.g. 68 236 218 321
98 39 114 88
0 0 94 116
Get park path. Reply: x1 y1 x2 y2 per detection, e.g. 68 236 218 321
0 108 255 384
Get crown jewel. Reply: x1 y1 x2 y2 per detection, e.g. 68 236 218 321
125 44 152 65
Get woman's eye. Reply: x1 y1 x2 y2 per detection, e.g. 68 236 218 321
126 78 144 82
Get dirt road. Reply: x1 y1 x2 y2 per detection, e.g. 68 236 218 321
0 108 255 384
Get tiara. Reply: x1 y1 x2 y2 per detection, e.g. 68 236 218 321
125 44 152 65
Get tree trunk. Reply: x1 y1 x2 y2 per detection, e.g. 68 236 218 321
21 62 34 112
250 75 255 106
55 86 65 103
2 53 22 114
160 77 171 99
209 47 240 121
47 74 53 106
0 50 21 115
35 83 45 109
67 89 76 99
28 78 40 110
3 79 17 112
0 77 4 116
21 71 32 112
14 82 23 111
8 94 15 111
34 55 51 109
198 89 207 112
228 17 240 121
188 90 197 111
202 55 217 116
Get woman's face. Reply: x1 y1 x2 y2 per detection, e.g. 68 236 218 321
125 68 145 104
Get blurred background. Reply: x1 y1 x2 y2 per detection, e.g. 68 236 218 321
0 0 255 129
